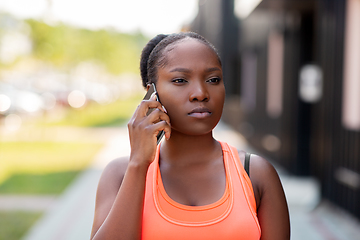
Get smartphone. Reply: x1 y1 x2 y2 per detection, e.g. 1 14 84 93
143 83 165 144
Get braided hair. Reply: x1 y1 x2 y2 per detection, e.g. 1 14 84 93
140 32 221 88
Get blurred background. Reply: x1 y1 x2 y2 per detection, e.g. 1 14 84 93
0 0 359 239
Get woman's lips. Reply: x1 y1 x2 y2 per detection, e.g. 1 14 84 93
188 107 212 118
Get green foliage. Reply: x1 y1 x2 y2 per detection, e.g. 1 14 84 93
26 19 148 74
0 211 42 240
0 171 80 195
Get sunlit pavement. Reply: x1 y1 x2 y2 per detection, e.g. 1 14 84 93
0 195 56 211
22 122 360 240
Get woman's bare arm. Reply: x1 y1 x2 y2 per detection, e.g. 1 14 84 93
91 96 171 240
91 157 128 238
91 156 152 240
250 155 290 240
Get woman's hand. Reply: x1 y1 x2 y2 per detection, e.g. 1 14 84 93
127 94 171 167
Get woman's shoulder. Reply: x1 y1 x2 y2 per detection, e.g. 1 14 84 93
236 150 282 207
98 157 129 191
236 149 278 182
104 157 129 173
247 153 277 176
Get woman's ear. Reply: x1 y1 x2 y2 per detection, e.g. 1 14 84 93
146 84 151 91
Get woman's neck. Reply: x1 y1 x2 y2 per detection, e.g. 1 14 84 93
159 129 222 167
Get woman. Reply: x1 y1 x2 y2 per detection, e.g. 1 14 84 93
91 32 290 240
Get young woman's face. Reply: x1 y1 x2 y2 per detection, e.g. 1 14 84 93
155 38 225 136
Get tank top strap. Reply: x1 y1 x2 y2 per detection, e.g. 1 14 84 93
219 142 258 220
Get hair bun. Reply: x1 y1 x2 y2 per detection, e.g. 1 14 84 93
140 34 168 88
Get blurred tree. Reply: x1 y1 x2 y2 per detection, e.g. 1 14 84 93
26 19 148 74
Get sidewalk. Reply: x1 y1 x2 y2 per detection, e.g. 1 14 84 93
22 122 360 240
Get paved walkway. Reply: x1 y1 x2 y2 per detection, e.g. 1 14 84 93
0 195 56 211
21 122 360 240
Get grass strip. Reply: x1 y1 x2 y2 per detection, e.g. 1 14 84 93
0 171 80 195
0 211 42 240
0 141 103 186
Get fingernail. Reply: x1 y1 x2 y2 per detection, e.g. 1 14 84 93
162 106 167 113
150 92 156 100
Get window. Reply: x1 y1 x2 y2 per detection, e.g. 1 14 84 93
342 0 360 131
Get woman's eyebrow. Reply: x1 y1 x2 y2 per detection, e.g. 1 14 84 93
205 67 222 72
170 68 191 73
169 67 221 73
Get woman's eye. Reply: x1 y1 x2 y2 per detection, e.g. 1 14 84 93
207 77 221 83
172 78 187 83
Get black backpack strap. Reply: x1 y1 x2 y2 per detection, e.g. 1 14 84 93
245 152 251 177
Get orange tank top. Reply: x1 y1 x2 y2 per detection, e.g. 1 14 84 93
142 141 261 240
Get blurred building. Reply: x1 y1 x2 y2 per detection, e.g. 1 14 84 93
191 0 360 220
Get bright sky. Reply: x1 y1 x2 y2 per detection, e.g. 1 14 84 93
0 0 199 37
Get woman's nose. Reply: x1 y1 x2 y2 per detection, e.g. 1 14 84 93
189 82 209 102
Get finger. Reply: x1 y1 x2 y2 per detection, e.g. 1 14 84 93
146 108 170 126
152 120 171 140
150 92 157 100
136 99 164 117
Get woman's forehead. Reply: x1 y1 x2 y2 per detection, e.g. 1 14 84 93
163 38 221 66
